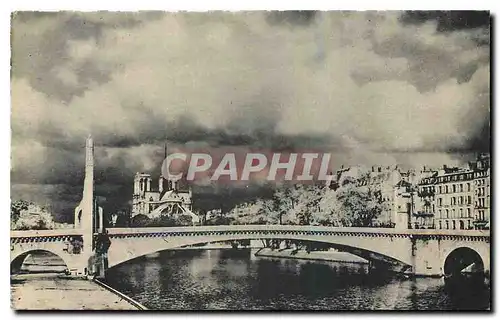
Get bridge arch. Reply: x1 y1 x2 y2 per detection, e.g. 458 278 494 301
443 247 484 276
106 232 412 272
10 249 69 274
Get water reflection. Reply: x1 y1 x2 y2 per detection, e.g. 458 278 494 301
104 249 490 311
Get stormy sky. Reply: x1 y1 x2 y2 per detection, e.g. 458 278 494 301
10 11 490 221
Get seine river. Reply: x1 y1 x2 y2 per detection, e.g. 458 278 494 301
103 249 490 311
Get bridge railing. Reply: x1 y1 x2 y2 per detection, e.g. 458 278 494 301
10 228 83 238
10 225 490 239
105 225 490 237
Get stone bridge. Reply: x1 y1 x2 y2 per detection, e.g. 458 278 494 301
11 225 490 277
9 137 491 278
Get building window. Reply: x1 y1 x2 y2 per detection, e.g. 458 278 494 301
446 220 449 229
460 208 463 218
452 185 456 193
452 209 455 218
468 196 471 205
445 185 449 193
459 196 463 205
460 184 463 192
439 186 442 194
439 220 442 229
460 221 465 230
467 208 471 217
467 183 471 192
446 209 449 219
452 220 456 230
438 209 442 218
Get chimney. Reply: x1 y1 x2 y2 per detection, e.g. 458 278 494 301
372 166 375 172
378 167 381 173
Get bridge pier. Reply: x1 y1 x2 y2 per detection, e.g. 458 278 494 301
409 236 490 277
88 253 107 279
410 237 443 277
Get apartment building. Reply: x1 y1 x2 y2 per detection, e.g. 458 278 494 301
433 166 475 230
470 153 491 230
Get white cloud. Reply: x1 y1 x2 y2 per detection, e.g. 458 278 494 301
10 11 490 211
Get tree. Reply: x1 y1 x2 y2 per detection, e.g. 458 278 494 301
226 200 279 225
256 199 279 224
130 214 151 227
12 203 55 230
148 213 197 227
272 184 330 226
177 214 195 226
204 209 232 225
226 202 259 225
313 187 342 226
11 200 30 225
335 183 382 227
272 185 294 224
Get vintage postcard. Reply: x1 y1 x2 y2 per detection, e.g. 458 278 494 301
10 11 491 311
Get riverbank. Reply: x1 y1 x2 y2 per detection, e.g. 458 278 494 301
255 248 369 264
11 273 142 310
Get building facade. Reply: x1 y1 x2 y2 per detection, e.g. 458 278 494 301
393 180 413 230
330 154 490 231
433 167 474 230
471 153 491 230
418 154 490 231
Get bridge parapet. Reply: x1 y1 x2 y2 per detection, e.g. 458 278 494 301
11 229 83 238
106 225 490 239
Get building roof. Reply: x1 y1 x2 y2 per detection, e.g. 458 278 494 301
395 180 412 188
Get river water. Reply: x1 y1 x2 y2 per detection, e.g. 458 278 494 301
103 249 490 311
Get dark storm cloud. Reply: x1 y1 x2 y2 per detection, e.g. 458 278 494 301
11 183 130 222
265 11 318 26
367 14 489 92
400 11 490 32
11 11 164 102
